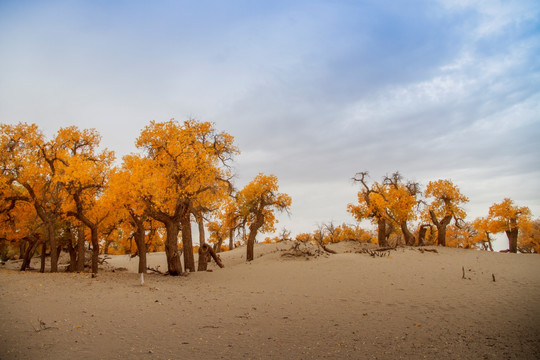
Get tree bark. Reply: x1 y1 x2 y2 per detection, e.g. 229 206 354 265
400 221 415 246
181 211 195 273
418 225 429 246
66 239 77 272
76 226 85 272
430 210 452 247
20 238 38 271
246 216 264 261
89 224 99 274
215 238 223 253
164 221 183 276
228 228 234 251
128 211 148 274
40 242 46 273
377 218 388 248
487 238 494 252
46 222 58 273
197 244 210 271
506 229 518 253
196 213 206 272
133 218 147 274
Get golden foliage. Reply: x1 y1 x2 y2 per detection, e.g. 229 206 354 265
236 173 292 234
424 179 469 221
488 198 531 234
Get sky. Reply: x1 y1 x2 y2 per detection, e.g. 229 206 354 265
1 0 539 249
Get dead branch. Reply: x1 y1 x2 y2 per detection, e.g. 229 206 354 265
147 265 164 275
356 248 390 257
321 244 337 254
281 242 326 258
98 256 110 265
417 248 438 254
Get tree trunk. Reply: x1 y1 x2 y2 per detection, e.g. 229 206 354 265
89 224 99 274
506 228 518 253
76 226 86 272
181 212 195 273
198 244 209 271
246 220 263 262
487 238 494 252
67 241 77 272
133 219 147 274
228 228 234 251
418 225 429 246
20 238 38 271
215 238 223 253
19 241 25 260
430 211 452 247
377 218 388 247
196 213 206 246
196 213 207 272
401 221 415 246
47 222 58 273
40 242 47 273
164 221 182 276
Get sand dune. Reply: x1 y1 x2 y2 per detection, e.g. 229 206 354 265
1 242 539 359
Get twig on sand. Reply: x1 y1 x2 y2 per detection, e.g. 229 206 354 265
461 266 471 280
31 319 58 332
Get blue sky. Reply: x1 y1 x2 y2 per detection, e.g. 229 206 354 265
1 0 539 248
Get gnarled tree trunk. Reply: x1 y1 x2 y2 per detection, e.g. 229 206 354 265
247 214 264 262
401 221 415 246
47 222 58 272
377 218 388 247
228 228 234 252
418 225 430 246
20 237 39 271
430 211 452 247
196 213 207 272
181 211 195 273
134 219 147 274
164 221 182 276
506 228 518 253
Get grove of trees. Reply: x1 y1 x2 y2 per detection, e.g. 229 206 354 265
1 122 538 276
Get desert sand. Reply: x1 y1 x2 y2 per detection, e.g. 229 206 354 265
1 242 539 359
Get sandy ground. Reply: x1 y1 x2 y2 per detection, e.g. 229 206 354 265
0 242 539 360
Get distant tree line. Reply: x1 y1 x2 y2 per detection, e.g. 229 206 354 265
1 122 537 275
